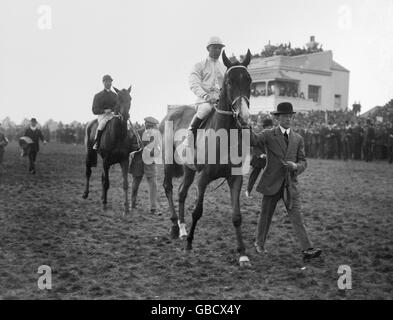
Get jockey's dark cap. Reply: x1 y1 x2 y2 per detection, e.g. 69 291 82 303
102 75 113 82
262 118 273 128
144 117 159 126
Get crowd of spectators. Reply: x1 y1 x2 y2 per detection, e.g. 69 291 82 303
1 99 392 164
0 119 144 145
251 100 393 163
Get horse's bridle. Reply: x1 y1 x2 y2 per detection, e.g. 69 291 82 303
213 65 250 127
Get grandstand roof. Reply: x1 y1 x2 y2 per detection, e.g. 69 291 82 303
251 70 299 83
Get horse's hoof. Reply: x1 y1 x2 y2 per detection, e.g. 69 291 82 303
239 256 251 268
185 242 192 251
82 193 88 199
170 225 180 239
178 223 188 239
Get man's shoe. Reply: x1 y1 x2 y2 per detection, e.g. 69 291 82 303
151 209 161 216
254 243 268 254
302 247 322 260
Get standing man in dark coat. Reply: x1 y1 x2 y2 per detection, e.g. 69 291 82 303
0 123 9 173
386 122 393 164
251 102 322 261
342 121 352 161
363 120 375 162
245 118 273 198
24 118 47 174
129 117 161 215
351 121 363 160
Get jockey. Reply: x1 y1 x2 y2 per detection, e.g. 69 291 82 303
187 36 226 146
92 74 118 150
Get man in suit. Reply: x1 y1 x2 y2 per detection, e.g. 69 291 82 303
0 123 9 173
129 117 161 215
24 118 47 174
245 118 273 198
363 119 375 162
251 102 322 261
92 74 118 150
387 122 393 164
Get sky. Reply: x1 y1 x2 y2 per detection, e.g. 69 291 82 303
0 0 392 124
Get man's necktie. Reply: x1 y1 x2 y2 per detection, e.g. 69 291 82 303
284 131 289 146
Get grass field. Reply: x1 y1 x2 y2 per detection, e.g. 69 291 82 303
0 142 392 299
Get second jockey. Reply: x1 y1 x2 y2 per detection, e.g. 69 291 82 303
187 36 226 147
92 74 118 150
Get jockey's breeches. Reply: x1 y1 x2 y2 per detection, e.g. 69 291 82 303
196 103 213 119
97 112 114 131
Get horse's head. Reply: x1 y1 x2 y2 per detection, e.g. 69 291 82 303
113 86 132 121
219 50 252 126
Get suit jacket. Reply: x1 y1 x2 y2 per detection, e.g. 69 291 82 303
24 128 45 152
252 127 307 196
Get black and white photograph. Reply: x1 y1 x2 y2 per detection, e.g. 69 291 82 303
0 0 392 305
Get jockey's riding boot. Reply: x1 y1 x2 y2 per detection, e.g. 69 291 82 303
93 130 103 150
186 116 203 148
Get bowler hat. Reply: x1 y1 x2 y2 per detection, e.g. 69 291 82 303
30 118 37 123
102 74 113 82
262 118 273 128
144 116 159 125
271 102 296 115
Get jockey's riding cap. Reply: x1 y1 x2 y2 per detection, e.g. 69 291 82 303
102 75 113 82
207 36 225 49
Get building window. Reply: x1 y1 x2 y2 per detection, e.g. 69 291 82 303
334 94 342 109
308 85 321 103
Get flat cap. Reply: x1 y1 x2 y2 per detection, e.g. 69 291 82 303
144 116 159 125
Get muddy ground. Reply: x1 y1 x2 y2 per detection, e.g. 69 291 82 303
0 142 392 299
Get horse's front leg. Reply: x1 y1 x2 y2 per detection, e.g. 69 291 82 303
101 161 110 210
120 159 130 215
83 152 93 199
228 175 251 268
163 165 179 239
186 172 210 251
178 167 196 239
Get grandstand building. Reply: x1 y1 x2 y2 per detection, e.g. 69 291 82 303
249 37 350 114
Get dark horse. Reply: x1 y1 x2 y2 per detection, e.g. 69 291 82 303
160 50 253 267
82 86 140 214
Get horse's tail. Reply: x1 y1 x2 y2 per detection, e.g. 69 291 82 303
85 120 98 168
